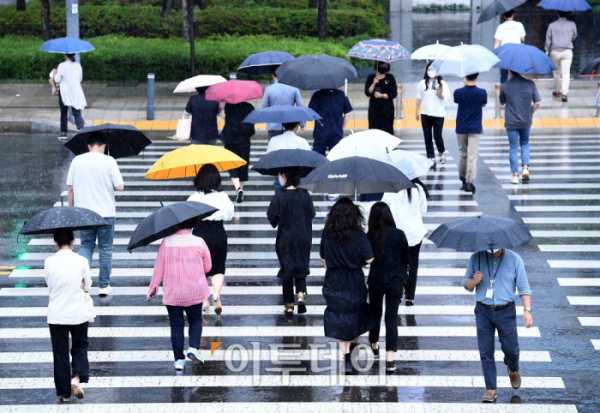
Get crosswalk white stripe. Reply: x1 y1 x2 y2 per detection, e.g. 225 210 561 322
532 231 600 237
118 164 460 170
578 317 600 327
567 296 600 305
557 278 600 287
60 190 471 197
502 183 600 189
549 260 600 269
481 151 600 157
592 340 600 350
540 245 600 252
496 174 600 180
523 217 600 223
119 156 457 163
509 194 600 200
492 165 600 171
485 159 600 164
519 209 600 214
121 180 465 186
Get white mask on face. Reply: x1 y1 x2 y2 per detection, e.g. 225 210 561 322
278 177 286 187
427 70 437 79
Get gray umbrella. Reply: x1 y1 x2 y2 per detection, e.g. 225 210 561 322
477 0 526 24
19 207 110 235
275 54 358 90
127 201 217 251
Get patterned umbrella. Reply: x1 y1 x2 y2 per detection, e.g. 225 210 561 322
346 39 410 63
19 207 110 235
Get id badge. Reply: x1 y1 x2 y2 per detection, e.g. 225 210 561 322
486 288 494 299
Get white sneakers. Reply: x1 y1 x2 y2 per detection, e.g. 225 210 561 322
522 167 530 182
511 175 519 184
98 285 113 296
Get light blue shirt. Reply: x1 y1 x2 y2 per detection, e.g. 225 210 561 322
461 249 532 306
262 81 305 131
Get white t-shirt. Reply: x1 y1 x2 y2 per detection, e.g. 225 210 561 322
494 21 526 46
382 186 428 247
266 131 311 153
66 152 124 217
416 79 450 118
54 60 87 110
187 191 234 221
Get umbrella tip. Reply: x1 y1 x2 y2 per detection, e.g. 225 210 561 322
160 201 164 207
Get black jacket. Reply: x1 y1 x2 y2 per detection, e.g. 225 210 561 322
367 227 410 285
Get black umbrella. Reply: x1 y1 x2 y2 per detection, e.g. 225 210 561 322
243 106 322 124
19 206 110 235
252 149 329 177
298 156 414 200
275 54 358 90
127 201 217 251
64 123 152 159
477 0 526 24
580 57 600 79
428 215 532 252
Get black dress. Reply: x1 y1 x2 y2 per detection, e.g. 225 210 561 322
267 188 316 280
220 102 256 181
364 73 398 135
320 230 376 341
192 221 227 276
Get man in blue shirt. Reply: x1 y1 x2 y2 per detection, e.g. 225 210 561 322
453 73 487 194
461 248 533 403
308 89 353 155
262 74 305 139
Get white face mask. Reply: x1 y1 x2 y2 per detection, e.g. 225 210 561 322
427 70 437 79
278 177 286 187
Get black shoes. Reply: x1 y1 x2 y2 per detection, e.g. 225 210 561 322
464 183 476 194
236 189 244 203
460 176 467 191
344 353 353 374
386 361 396 372
371 345 380 359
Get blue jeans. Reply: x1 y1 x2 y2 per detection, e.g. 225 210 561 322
506 128 530 174
312 134 343 156
475 302 520 390
166 304 203 361
500 69 509 84
79 217 115 289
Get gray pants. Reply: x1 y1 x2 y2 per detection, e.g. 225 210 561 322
268 130 284 140
456 133 481 184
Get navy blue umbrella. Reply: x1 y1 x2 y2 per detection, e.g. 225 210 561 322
537 0 591 11
19 207 110 235
276 54 358 90
477 0 526 24
39 37 95 54
65 123 152 159
243 106 322 124
237 51 295 76
428 215 532 253
493 44 556 75
252 149 329 177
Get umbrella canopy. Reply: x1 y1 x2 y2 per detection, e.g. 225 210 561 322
252 149 329 177
477 0 527 24
537 0 591 11
326 130 401 162
431 44 500 77
275 54 358 90
127 202 217 251
580 57 600 78
64 123 152 159
410 41 452 61
492 43 556 75
346 39 411 63
19 207 110 235
237 51 295 76
145 145 246 179
243 106 322 124
205 80 263 104
299 156 414 198
39 37 95 54
173 75 227 94
428 215 532 252
374 150 433 180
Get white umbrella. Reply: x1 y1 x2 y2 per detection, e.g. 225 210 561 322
375 150 433 180
431 43 500 78
411 41 451 61
173 75 227 94
326 129 401 161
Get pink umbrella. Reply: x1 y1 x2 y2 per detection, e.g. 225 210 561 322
205 80 263 104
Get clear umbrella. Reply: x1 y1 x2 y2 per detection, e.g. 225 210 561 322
431 43 500 78
411 41 451 61
173 75 227 93
374 150 433 180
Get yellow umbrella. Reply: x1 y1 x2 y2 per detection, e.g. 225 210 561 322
145 145 247 180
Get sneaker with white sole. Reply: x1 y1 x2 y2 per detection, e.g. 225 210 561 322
174 359 185 371
58 134 68 141
236 189 244 203
98 285 113 297
187 347 205 364
511 175 519 185
522 168 530 182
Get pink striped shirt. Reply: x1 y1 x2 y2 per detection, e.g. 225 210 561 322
148 230 212 307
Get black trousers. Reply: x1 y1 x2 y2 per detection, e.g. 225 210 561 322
368 282 403 351
49 322 89 398
421 114 445 159
59 93 84 134
405 242 422 300
282 277 307 303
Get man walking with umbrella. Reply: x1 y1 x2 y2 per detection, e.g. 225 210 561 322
308 88 353 155
263 73 305 139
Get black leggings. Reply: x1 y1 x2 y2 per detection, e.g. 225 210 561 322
368 282 403 351
421 114 445 159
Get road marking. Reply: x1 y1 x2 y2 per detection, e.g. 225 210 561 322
532 231 600 237
557 278 600 287
492 165 600 171
592 340 600 350
497 174 600 180
509 194 600 200
61 190 472 197
481 151 600 157
578 317 600 327
540 245 600 252
485 159 600 164
567 296 600 305
502 183 600 189
518 208 600 214
548 261 600 269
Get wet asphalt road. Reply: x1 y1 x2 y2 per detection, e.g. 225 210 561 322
0 129 598 412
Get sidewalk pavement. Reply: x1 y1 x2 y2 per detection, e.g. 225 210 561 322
1 79 599 132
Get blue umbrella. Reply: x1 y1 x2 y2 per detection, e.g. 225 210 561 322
237 51 294 76
492 44 557 75
243 106 322 124
536 0 591 11
39 37 95 54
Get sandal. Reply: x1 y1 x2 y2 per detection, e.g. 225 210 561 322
214 295 222 315
71 383 84 399
297 292 307 314
284 303 294 316
439 154 446 164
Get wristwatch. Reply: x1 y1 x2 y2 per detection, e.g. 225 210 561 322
524 307 532 313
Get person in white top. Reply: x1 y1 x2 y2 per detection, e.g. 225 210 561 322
187 164 234 314
53 54 87 140
67 134 124 296
266 121 311 193
415 62 450 168
382 178 429 306
494 10 526 83
44 228 92 402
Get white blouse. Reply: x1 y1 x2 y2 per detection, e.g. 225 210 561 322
54 60 87 110
44 249 92 325
382 186 428 247
416 79 450 118
187 190 234 221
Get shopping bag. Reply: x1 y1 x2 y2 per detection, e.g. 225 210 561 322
176 115 192 141
84 291 95 323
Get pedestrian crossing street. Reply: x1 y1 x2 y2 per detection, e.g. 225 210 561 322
1 134 578 411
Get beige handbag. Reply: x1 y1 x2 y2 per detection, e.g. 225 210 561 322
176 114 192 141
84 291 95 323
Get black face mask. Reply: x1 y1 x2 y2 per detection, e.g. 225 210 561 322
377 66 388 74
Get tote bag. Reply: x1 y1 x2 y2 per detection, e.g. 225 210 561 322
176 115 192 141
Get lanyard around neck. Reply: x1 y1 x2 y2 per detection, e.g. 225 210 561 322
485 251 504 281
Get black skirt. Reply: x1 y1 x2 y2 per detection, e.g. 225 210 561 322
192 220 227 276
225 141 251 181
322 267 376 341
368 98 395 135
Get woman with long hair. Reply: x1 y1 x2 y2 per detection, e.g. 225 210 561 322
366 202 411 372
382 178 429 306
364 61 397 135
187 164 234 314
320 198 375 373
267 167 316 316
415 62 450 167
53 53 86 140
